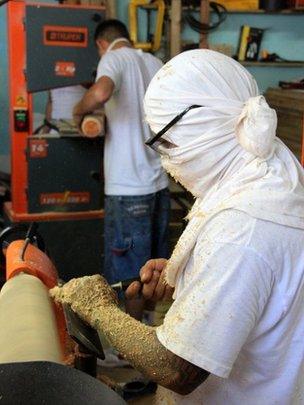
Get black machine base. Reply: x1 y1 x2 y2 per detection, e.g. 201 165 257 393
0 361 125 404
3 215 104 281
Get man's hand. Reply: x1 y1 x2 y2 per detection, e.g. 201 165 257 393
50 274 118 325
126 258 174 302
51 272 209 395
72 76 114 133
73 104 85 132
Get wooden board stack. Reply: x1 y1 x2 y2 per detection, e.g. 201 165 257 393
264 88 304 162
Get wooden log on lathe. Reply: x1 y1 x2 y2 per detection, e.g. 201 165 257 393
0 273 63 364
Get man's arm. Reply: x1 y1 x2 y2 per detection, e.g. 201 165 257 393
50 275 209 396
73 76 114 127
94 305 209 396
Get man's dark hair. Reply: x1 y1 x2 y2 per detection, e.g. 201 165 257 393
94 19 130 43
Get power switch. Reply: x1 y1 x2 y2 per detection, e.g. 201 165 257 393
14 109 29 132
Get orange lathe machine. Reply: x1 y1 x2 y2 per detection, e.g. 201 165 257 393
0 224 125 404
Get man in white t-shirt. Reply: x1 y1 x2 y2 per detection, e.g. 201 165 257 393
73 20 169 320
52 50 304 404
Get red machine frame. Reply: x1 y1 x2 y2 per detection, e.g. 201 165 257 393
5 0 105 223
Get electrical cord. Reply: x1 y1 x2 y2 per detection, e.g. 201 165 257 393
185 2 227 33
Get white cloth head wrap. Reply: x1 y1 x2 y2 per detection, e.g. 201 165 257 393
144 49 304 287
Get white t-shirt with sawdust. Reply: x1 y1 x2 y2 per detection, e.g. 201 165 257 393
96 47 168 196
156 209 304 405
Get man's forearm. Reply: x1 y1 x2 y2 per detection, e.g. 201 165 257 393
74 89 103 116
74 76 114 117
92 305 208 395
50 275 208 395
93 305 173 384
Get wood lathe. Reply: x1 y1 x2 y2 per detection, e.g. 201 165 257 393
0 224 125 404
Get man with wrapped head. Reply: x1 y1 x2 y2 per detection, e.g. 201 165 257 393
51 50 304 404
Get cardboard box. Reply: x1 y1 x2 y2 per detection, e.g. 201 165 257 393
218 0 259 10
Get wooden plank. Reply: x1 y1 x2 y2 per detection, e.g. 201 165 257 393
242 61 304 67
277 115 302 124
170 0 182 57
265 88 304 102
269 101 304 112
278 127 302 138
224 9 304 13
65 0 81 4
163 5 304 14
277 109 303 117
264 90 304 161
106 0 116 18
199 0 209 48
78 0 112 16
79 0 106 5
89 0 104 5
265 89 304 113
277 121 302 132
278 139 301 151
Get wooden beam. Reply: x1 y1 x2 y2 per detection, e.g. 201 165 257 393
199 0 209 49
78 0 113 14
106 0 116 18
89 0 104 4
64 0 81 4
170 0 182 58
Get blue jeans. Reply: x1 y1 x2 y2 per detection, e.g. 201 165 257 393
104 188 170 284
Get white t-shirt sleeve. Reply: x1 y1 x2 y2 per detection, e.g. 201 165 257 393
156 242 274 378
96 51 122 90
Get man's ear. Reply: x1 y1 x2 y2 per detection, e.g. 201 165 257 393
96 38 108 54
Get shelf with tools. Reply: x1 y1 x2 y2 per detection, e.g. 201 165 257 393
241 61 304 67
182 7 304 13
182 4 303 66
167 3 304 58
135 1 304 66
217 9 304 13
